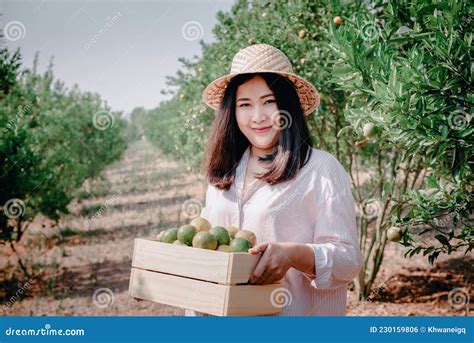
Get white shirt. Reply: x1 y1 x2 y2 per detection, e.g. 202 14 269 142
185 146 362 316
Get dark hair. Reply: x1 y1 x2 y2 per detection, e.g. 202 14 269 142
204 72 313 191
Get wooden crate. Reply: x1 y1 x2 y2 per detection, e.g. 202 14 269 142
128 238 283 316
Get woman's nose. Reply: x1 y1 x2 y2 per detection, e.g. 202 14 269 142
252 105 267 123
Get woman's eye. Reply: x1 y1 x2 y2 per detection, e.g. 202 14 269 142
264 99 276 105
239 103 250 107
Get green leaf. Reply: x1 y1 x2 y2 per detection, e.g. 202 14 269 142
337 125 353 137
372 80 388 99
435 234 451 246
382 180 393 199
427 175 438 188
389 66 397 89
440 125 448 138
458 127 473 137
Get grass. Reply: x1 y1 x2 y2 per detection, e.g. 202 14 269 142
80 204 106 217
59 227 78 237
49 227 105 245
76 190 110 200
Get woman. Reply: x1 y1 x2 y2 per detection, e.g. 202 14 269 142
185 44 362 316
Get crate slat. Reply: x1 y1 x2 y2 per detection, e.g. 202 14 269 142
224 284 283 316
129 267 282 316
129 267 227 316
132 238 260 284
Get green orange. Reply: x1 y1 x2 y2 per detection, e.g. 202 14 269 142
234 229 257 247
216 245 230 252
210 226 231 246
189 217 211 232
178 224 197 246
387 226 402 242
161 228 178 243
226 226 239 239
192 231 218 250
230 238 252 252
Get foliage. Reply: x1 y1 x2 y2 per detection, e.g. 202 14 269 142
132 0 472 298
0 49 129 245
329 0 473 266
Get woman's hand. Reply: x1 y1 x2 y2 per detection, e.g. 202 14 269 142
248 242 295 285
156 231 165 241
248 242 316 285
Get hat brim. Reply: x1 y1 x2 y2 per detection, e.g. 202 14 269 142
202 70 320 116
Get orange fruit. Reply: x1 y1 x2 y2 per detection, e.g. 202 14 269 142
234 229 257 247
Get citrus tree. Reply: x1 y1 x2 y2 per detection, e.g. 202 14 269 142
328 0 473 296
0 48 130 273
134 0 472 299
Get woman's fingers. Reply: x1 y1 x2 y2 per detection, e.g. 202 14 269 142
250 262 266 283
249 243 269 283
259 261 284 284
248 242 268 254
156 231 165 241
249 250 270 283
255 268 273 285
249 243 286 284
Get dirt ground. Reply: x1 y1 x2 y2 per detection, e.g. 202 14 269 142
1 138 472 316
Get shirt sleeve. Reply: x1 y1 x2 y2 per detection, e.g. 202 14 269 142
305 155 363 290
199 183 211 220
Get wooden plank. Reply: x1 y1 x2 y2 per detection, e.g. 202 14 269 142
129 267 227 316
225 283 283 316
227 253 261 284
132 238 230 283
129 268 283 316
132 238 261 284
128 267 136 298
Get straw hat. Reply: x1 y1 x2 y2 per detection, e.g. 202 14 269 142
202 44 320 116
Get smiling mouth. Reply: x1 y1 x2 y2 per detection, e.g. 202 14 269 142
251 126 272 133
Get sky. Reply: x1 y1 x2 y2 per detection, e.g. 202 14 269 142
1 0 235 115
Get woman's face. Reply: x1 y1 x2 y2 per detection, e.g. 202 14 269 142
235 75 280 152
